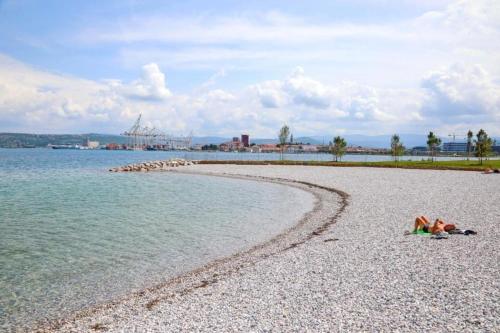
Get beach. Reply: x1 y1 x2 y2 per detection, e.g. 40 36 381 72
45 165 499 332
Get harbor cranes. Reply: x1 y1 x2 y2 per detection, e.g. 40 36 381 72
122 114 192 150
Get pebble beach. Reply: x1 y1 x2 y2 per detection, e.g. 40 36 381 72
43 165 499 332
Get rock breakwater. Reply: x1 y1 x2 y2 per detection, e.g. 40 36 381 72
109 159 200 172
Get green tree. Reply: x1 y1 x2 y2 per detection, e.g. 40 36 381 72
427 131 441 162
466 130 474 161
390 134 405 162
475 129 493 165
331 136 347 162
278 124 290 160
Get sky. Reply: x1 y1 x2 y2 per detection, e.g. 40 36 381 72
0 0 499 137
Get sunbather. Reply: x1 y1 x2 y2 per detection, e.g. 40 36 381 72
412 216 476 237
414 216 455 234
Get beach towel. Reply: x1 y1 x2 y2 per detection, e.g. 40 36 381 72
412 229 431 236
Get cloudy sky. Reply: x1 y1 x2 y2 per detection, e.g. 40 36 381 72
0 0 499 137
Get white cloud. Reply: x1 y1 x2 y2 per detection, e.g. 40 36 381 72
138 63 172 99
203 89 236 103
80 12 401 46
1 54 499 137
249 70 401 124
199 69 227 89
416 0 500 38
116 63 172 100
252 80 284 109
354 112 365 119
421 63 500 118
283 67 332 109
0 54 121 132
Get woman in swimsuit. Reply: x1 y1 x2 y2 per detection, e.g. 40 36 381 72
414 216 455 234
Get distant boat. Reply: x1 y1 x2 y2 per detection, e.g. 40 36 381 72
49 144 81 150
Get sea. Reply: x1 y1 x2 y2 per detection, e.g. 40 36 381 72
0 149 315 330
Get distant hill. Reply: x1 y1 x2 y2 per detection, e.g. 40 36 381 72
0 133 126 148
191 136 229 145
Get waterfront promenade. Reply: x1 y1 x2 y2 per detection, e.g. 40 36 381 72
49 165 499 332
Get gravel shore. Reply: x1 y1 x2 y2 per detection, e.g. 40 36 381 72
44 165 499 332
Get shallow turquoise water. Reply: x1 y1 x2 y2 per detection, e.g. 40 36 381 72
0 149 314 330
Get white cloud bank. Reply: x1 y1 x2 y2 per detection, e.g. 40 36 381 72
422 64 500 117
1 54 499 137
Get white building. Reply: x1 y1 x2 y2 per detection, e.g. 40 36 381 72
84 139 100 149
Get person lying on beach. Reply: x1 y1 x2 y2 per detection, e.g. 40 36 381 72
414 216 455 234
413 216 477 237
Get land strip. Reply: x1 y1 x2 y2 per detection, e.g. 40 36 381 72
199 158 500 171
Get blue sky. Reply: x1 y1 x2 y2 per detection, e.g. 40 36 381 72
0 0 444 87
0 0 499 137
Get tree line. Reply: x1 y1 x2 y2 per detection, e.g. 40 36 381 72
278 124 495 164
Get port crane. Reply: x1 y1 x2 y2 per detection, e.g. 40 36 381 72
122 114 192 150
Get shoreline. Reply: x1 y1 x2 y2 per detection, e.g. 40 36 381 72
34 171 348 332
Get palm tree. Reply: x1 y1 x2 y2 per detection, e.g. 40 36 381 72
475 129 493 165
427 131 441 162
466 130 473 161
390 134 405 162
331 136 347 162
278 124 290 161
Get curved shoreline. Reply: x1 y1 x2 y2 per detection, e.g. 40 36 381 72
34 171 349 332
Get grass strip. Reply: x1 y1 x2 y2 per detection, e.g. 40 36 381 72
199 159 500 171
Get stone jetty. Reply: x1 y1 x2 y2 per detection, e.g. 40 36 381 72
109 158 200 172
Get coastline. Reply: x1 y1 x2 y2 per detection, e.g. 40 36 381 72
34 171 347 332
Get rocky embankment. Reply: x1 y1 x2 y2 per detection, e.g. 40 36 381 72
109 159 200 172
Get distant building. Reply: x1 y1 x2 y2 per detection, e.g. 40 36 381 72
411 146 428 153
259 144 280 153
249 145 261 153
84 139 100 149
232 137 239 142
300 145 318 153
442 142 467 153
241 134 249 147
220 140 244 151
106 143 122 150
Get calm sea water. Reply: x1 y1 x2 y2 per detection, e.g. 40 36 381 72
0 149 314 330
